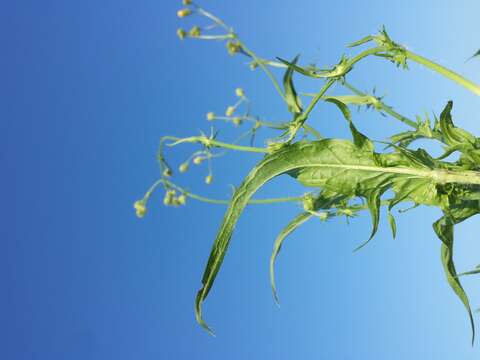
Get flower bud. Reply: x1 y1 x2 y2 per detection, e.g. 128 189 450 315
193 156 204 165
235 88 245 97
177 8 192 18
206 112 215 121
232 117 242 126
182 0 192 5
205 174 213 185
188 26 201 38
179 162 189 173
133 200 147 218
226 41 241 56
225 106 235 117
176 28 187 40
163 190 176 206
163 168 172 177
177 194 187 205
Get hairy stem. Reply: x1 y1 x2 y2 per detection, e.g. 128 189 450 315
405 50 480 96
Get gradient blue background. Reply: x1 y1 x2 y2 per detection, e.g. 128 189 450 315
2 0 480 358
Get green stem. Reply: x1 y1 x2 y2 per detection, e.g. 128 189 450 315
298 79 336 123
405 50 480 96
341 81 418 128
146 178 304 205
165 136 269 153
236 38 287 102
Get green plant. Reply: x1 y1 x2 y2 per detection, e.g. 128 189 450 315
136 1 480 343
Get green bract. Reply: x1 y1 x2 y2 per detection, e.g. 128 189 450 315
137 1 480 344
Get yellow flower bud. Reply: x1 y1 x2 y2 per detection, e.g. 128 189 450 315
225 106 235 117
235 88 244 97
177 8 192 18
206 112 215 121
179 162 189 173
205 174 213 185
163 190 176 206
182 0 192 5
188 26 201 38
163 168 172 177
232 117 242 126
177 194 187 205
226 40 241 56
193 156 203 165
176 28 187 40
133 200 147 218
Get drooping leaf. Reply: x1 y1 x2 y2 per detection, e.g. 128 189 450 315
353 185 388 251
324 97 374 152
270 212 313 304
283 55 303 114
270 192 349 303
387 209 397 239
433 207 479 345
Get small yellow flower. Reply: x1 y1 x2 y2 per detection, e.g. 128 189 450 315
177 8 192 18
188 26 201 38
179 162 189 173
176 28 187 40
205 174 213 185
225 106 235 117
235 88 244 97
133 200 147 218
232 117 242 126
193 156 204 165
206 112 215 121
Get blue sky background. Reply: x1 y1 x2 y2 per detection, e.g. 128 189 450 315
2 0 480 359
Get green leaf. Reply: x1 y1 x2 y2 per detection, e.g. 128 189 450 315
439 101 476 147
388 209 397 239
283 55 303 114
195 137 480 333
270 212 313 304
353 185 388 251
269 192 349 304
323 97 374 152
433 208 479 345
277 57 318 78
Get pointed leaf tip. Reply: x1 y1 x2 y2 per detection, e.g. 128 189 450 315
270 212 313 305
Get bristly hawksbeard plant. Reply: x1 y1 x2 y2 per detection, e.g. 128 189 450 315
135 0 480 344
